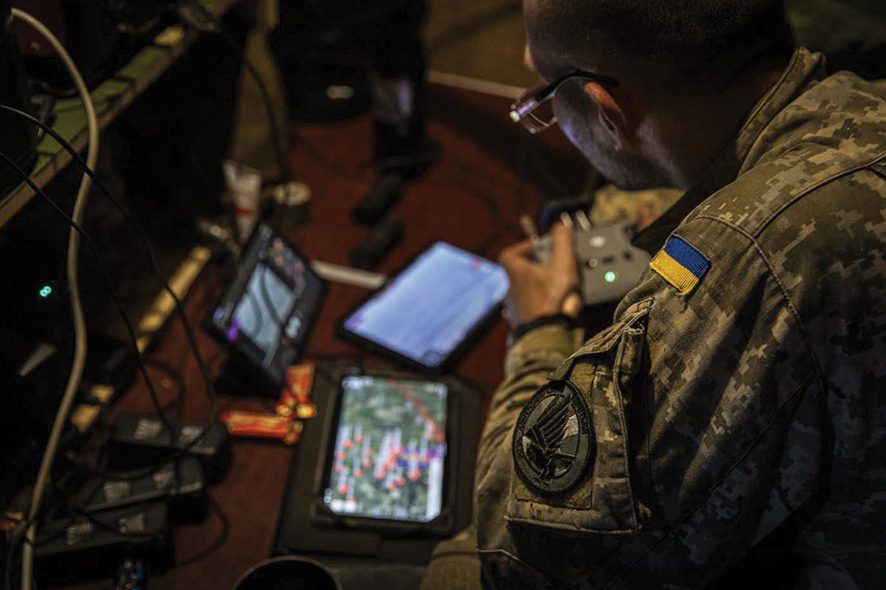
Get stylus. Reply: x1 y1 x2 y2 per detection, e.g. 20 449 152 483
311 261 387 290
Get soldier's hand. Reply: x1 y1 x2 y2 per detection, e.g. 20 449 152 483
499 223 581 328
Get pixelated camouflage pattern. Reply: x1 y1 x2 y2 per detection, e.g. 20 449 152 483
589 184 684 228
421 47 886 589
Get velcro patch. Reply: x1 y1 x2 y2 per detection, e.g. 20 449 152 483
512 380 594 496
649 235 709 295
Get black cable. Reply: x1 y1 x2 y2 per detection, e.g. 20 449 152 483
174 493 231 567
0 150 175 438
0 105 219 408
0 110 221 482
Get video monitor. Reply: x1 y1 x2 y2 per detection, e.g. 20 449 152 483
275 364 480 559
338 242 509 374
318 373 450 526
207 223 326 390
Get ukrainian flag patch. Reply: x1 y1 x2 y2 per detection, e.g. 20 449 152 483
650 236 710 296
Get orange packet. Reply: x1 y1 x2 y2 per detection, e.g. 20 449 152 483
220 410 302 445
276 387 296 417
296 403 318 420
279 362 315 414
287 362 316 405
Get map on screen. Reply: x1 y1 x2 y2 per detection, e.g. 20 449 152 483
323 375 448 523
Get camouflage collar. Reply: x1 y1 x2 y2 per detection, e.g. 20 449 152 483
633 48 827 254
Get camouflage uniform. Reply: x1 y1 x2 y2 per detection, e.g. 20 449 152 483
422 48 886 589
588 184 683 228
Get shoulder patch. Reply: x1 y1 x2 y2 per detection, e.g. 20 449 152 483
649 235 710 296
512 380 594 496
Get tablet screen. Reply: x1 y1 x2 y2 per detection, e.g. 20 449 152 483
209 224 325 385
323 375 448 523
341 242 509 368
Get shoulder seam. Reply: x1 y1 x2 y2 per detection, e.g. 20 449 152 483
870 160 886 181
753 149 886 238
691 215 828 396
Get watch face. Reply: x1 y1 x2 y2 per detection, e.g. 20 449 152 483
512 380 595 496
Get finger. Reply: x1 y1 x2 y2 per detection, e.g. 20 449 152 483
550 223 577 272
499 239 535 267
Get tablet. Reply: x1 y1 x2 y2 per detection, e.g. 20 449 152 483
206 223 326 390
320 373 449 525
338 242 509 373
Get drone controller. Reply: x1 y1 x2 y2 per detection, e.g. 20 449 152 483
532 216 651 307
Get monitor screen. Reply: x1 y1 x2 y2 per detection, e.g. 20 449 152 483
341 242 509 368
209 224 325 386
323 375 448 523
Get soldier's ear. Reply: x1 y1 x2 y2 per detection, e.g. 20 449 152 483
583 82 629 145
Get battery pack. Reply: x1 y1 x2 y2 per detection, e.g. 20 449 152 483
35 502 172 585
107 413 231 484
72 457 208 524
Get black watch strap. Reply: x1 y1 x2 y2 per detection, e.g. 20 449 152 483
511 313 574 342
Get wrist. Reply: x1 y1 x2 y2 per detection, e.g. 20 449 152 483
510 313 574 343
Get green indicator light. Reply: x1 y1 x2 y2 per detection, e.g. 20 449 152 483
39 285 52 298
604 271 618 283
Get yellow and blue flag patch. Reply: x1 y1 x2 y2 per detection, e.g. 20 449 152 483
650 236 710 295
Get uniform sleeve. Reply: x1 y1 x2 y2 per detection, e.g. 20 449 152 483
474 220 827 589
478 324 578 481
420 325 579 590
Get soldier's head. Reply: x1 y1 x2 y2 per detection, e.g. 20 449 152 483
521 0 794 190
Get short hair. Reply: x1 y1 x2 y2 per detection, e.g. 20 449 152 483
533 0 794 92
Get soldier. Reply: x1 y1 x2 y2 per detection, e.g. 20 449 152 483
422 0 886 588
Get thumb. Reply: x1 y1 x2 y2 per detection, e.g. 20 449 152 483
550 223 577 273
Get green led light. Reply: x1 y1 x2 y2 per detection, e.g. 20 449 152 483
39 285 52 298
604 271 618 284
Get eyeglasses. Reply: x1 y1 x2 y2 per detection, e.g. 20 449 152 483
509 71 620 134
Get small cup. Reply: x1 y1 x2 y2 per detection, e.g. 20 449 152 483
232 556 343 590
